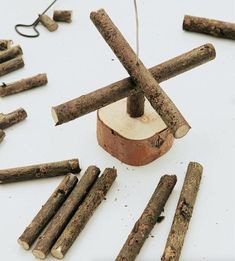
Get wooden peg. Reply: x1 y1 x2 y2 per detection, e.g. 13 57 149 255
0 108 27 130
183 15 235 40
39 14 58 32
0 56 24 77
53 10 72 23
0 73 48 97
0 45 22 64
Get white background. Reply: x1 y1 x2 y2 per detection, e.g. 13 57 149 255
0 0 235 260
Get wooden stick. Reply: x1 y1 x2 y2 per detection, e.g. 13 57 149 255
116 175 177 261
0 73 48 97
51 168 117 259
18 174 78 250
52 43 215 126
0 45 22 64
161 162 203 261
39 14 58 32
0 56 24 77
32 166 100 259
0 129 5 143
127 92 145 118
90 9 190 139
183 15 235 40
127 0 143 118
0 158 80 184
0 108 27 130
0 40 12 51
53 10 72 23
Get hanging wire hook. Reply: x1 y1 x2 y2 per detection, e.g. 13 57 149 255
15 0 59 38
133 0 140 64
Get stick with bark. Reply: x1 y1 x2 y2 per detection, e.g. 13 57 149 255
0 158 80 184
51 168 117 259
53 11 72 23
90 9 190 138
183 15 235 40
52 43 215 126
0 73 48 97
161 162 203 261
32 166 100 259
0 40 12 51
116 175 177 261
39 15 58 32
0 108 27 129
0 56 24 77
0 45 22 64
0 129 5 143
18 174 78 250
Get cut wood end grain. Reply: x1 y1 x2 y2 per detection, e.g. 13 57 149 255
97 99 174 166
51 246 65 259
175 124 191 139
17 238 30 250
51 107 59 125
32 249 46 260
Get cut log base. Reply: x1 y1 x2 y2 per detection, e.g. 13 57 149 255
97 99 174 166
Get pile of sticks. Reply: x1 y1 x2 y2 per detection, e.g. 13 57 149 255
17 166 117 260
0 40 48 144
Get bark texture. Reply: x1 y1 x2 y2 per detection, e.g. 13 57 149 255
0 129 5 143
18 174 78 250
0 73 48 97
0 45 22 64
0 108 27 130
183 15 235 40
90 9 190 138
0 56 24 77
0 158 80 184
39 14 58 32
53 10 72 23
32 166 100 259
161 162 203 261
127 92 145 118
116 175 177 261
51 168 117 259
51 45 215 127
0 40 12 51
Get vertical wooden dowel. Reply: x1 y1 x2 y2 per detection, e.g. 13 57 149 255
127 92 145 117
127 0 145 118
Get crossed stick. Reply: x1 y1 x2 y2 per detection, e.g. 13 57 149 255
52 10 215 138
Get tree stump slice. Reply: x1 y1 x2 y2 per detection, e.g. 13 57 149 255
97 98 174 166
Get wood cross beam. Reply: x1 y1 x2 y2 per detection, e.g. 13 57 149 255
52 44 215 126
51 9 216 165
